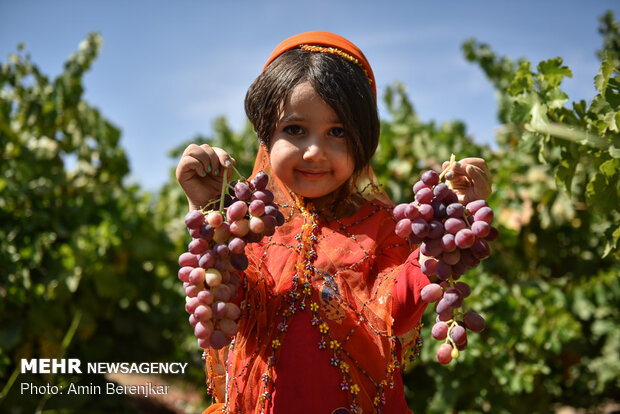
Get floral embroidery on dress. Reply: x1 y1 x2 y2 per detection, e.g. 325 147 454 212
317 270 346 323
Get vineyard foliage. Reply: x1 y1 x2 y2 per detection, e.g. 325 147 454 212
0 34 200 412
1 11 619 414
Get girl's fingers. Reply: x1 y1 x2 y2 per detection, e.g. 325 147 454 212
198 144 221 175
212 147 236 176
176 154 205 182
180 144 222 177
440 157 491 202
179 144 208 177
466 164 492 200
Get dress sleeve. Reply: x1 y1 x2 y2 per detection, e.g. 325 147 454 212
391 248 431 336
371 209 430 336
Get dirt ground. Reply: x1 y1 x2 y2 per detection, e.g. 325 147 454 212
105 372 207 414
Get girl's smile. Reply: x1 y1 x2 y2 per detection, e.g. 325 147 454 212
269 82 355 199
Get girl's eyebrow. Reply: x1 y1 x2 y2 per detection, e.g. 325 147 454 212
280 113 304 123
279 113 343 125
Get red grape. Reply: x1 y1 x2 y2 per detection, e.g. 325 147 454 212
411 219 429 238
415 187 434 204
227 201 248 222
455 229 475 249
437 343 453 364
179 252 199 267
178 266 192 283
471 220 490 238
420 258 438 277
393 203 408 220
464 311 486 333
249 199 265 217
234 182 252 201
421 170 440 186
445 218 467 235
432 322 449 340
185 210 205 229
251 172 269 191
395 219 413 238
465 200 488 215
420 282 443 303
450 325 467 345
473 206 494 223
413 180 428 193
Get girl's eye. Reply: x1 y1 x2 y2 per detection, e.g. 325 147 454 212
283 125 304 135
329 127 345 138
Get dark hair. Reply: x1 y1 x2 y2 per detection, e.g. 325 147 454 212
244 48 379 173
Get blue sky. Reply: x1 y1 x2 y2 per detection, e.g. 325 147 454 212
1 1 618 191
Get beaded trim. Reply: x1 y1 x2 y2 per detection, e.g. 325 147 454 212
300 44 373 86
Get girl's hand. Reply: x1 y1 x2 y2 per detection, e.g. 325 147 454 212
442 158 492 205
175 144 236 210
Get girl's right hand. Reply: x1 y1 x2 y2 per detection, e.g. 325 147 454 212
175 144 236 210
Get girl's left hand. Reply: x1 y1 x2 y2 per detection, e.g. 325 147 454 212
441 158 492 205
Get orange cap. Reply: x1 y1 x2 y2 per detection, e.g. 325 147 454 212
262 31 376 98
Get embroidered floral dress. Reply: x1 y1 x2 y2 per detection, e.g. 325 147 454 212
202 146 429 414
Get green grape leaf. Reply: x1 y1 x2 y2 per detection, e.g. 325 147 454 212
590 95 618 134
594 52 615 95
573 100 588 119
529 101 549 132
585 160 620 213
508 61 534 96
545 87 570 110
613 225 620 249
605 76 620 109
510 92 535 123
599 158 620 178
537 57 573 90
556 157 579 196
602 224 620 258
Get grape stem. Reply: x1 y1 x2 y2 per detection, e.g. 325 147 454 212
463 212 473 229
445 319 458 348
219 168 228 214
231 164 246 182
438 153 457 181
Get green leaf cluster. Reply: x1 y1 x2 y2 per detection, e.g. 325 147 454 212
398 11 620 413
0 33 203 412
463 12 620 258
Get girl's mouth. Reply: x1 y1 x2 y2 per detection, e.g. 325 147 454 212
297 169 330 179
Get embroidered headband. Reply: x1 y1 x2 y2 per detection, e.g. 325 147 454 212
262 31 377 99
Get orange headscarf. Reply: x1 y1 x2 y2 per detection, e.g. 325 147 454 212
263 30 377 99
202 32 416 414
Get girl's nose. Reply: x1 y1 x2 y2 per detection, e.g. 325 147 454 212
302 136 326 161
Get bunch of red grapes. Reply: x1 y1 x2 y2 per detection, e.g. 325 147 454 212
393 164 497 364
178 172 284 350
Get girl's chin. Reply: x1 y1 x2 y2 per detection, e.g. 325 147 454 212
293 184 348 202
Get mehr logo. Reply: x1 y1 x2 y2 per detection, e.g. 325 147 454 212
21 359 82 374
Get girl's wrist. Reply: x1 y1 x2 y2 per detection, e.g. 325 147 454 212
188 197 207 211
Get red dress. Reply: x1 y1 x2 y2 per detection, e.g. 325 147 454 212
203 199 429 414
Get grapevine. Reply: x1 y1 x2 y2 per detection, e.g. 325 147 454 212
394 155 497 364
178 168 285 350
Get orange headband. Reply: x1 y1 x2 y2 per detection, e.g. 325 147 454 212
262 31 377 99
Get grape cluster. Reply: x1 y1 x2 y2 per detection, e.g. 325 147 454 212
178 172 285 350
393 165 497 364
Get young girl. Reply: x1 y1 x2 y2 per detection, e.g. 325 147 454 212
176 31 491 414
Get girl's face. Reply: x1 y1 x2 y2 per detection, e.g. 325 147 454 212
269 82 355 200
